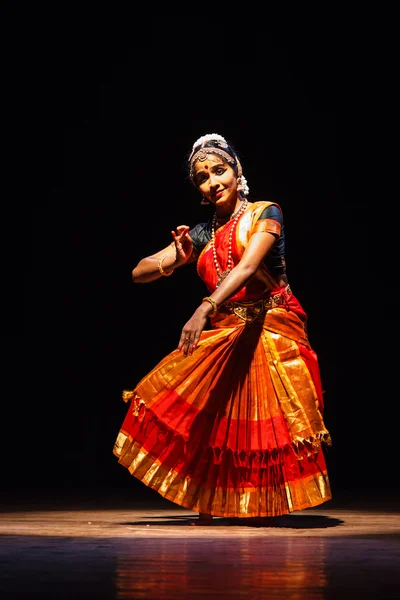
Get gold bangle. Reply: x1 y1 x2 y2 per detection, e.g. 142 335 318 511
202 296 218 316
158 255 173 277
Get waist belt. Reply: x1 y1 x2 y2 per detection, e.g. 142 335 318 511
221 285 292 323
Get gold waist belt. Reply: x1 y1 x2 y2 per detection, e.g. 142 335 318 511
221 285 292 323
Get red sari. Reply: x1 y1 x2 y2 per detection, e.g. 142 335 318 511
113 202 332 517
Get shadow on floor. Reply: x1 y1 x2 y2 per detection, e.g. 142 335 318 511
122 513 344 529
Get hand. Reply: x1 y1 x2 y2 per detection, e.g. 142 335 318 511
178 305 210 356
171 225 193 267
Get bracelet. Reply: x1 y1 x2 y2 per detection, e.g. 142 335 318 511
202 296 218 316
158 255 173 277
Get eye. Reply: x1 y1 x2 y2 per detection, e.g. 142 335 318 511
196 173 207 185
216 167 226 175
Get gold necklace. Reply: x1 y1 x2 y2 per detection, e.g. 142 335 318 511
211 200 248 287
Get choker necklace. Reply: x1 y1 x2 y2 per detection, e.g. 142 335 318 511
211 200 248 287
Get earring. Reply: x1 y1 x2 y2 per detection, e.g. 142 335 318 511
236 175 249 195
200 197 210 205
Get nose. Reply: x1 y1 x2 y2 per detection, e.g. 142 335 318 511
208 173 219 189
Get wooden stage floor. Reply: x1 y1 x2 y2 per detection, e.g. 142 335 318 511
1 491 399 599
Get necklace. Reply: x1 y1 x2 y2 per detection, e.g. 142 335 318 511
211 199 248 287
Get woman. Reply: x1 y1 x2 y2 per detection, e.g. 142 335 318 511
113 133 332 524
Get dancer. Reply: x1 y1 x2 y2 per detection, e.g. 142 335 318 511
113 133 332 524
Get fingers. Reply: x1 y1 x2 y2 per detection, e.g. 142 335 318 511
172 227 192 265
178 312 206 356
176 225 190 235
178 336 194 356
178 332 200 356
172 226 190 241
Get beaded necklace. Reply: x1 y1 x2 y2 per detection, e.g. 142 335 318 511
211 199 248 287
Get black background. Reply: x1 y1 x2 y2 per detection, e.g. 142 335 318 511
3 9 398 506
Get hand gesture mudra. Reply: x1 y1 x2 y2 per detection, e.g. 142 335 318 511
171 225 193 267
171 225 207 356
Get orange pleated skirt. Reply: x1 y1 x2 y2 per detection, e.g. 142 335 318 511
113 303 332 517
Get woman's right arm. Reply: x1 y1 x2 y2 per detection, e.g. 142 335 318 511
132 225 194 283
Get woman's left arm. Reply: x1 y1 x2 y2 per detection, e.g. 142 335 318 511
178 232 276 354
211 231 277 305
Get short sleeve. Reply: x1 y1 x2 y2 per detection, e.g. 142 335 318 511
189 221 212 256
252 203 283 237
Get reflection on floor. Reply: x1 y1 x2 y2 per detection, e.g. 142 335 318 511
1 490 399 599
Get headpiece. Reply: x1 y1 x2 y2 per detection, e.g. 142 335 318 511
188 133 250 196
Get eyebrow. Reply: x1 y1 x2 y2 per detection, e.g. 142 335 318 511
195 162 226 175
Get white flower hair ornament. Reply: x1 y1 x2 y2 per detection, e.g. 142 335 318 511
190 133 229 150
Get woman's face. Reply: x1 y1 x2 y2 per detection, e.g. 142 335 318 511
193 153 238 209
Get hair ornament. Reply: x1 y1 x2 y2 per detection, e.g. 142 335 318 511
190 133 228 151
237 175 250 196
